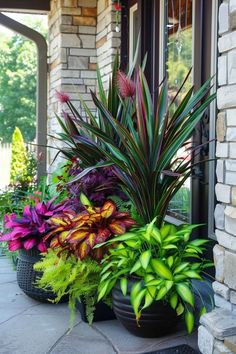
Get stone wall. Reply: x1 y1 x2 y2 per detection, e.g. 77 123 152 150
47 0 120 167
198 1 236 353
48 0 97 167
96 0 120 89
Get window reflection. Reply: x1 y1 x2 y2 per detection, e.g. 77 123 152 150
166 0 193 223
129 4 138 67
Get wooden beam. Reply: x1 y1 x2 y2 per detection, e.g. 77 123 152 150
0 0 50 13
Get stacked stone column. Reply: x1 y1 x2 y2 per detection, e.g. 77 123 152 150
47 0 120 166
198 1 236 353
48 0 97 166
96 0 120 89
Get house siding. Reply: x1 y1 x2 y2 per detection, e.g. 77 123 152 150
199 1 236 353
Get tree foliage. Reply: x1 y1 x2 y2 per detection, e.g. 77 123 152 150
167 28 192 98
0 16 47 143
10 127 28 183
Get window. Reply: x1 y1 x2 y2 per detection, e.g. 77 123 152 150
159 0 218 239
122 0 218 239
165 0 193 223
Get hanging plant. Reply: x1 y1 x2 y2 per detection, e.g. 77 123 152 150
112 0 122 32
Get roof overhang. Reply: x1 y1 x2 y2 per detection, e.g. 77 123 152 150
0 0 50 13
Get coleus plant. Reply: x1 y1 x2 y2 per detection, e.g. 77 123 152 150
96 220 213 334
44 195 136 260
0 199 71 252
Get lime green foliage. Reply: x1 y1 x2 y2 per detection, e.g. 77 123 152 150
34 250 101 326
97 221 213 334
9 127 36 185
167 28 192 94
10 127 28 183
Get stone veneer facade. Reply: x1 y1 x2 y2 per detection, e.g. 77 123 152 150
198 1 236 354
47 0 120 166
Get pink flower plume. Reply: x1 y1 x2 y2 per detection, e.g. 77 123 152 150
55 90 70 103
117 71 136 98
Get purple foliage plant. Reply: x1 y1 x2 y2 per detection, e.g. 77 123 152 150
0 199 71 252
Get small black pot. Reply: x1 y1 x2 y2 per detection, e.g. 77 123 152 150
17 248 67 303
77 300 116 323
112 277 180 337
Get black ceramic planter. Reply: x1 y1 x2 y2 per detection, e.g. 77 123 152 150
77 299 116 323
112 277 180 338
17 248 67 303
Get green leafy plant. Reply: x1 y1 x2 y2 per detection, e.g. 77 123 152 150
34 249 101 326
96 220 213 334
0 187 29 222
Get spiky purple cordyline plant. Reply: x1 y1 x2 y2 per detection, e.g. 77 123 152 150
53 54 215 226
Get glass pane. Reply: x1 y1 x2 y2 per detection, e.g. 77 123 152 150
129 4 138 66
166 0 193 223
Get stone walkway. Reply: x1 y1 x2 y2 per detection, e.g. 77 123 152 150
0 256 199 354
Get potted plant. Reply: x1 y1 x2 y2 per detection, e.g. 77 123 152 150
34 195 136 323
0 197 70 302
34 249 110 325
96 219 212 337
49 58 215 335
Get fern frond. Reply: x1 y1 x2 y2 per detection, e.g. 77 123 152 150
34 249 101 327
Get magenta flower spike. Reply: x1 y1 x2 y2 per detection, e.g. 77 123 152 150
55 90 70 103
117 70 135 98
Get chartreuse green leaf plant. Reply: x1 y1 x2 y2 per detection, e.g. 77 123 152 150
96 220 213 334
34 249 101 327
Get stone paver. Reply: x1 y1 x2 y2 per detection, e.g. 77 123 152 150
50 322 116 354
200 308 236 340
0 256 198 354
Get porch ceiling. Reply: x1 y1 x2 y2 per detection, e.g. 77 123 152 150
0 0 50 13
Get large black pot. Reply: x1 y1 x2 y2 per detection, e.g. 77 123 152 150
112 277 180 337
77 299 116 323
17 248 67 303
